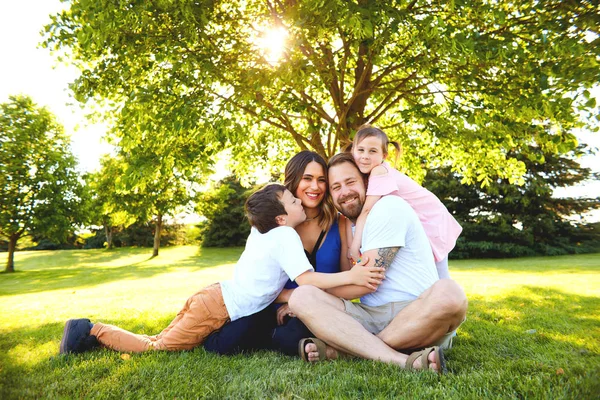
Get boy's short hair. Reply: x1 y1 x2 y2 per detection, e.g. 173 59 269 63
245 184 287 233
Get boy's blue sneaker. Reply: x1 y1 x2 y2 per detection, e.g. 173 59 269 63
59 318 99 354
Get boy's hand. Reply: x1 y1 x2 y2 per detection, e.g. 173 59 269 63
349 258 384 290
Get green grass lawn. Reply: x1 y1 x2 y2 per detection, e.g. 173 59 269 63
1 246 599 399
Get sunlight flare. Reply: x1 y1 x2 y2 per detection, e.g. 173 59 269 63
256 26 288 65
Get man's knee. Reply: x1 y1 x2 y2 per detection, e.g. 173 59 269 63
288 285 323 315
431 279 468 319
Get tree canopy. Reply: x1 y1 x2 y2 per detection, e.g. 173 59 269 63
44 0 599 184
0 95 86 272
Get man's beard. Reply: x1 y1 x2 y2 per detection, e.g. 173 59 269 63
336 192 363 220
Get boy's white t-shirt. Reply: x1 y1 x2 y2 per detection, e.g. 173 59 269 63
359 196 439 307
220 226 314 321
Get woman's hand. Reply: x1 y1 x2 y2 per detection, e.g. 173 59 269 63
276 303 296 325
349 259 384 290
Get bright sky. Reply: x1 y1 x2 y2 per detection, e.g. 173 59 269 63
0 0 112 173
1 1 598 220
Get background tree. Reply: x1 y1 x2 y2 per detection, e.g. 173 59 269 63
0 95 86 272
78 78 218 255
196 176 253 247
45 0 599 185
424 144 600 258
85 156 136 249
112 126 214 257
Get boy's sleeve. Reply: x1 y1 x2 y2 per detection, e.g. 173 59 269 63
275 227 314 281
361 197 408 252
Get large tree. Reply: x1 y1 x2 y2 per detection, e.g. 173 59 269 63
0 95 86 272
45 0 598 183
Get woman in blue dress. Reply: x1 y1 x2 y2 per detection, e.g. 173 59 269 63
203 151 350 356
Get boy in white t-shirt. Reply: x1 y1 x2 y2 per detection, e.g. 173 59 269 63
59 184 384 354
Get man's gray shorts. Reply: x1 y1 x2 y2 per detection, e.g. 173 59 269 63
341 298 459 350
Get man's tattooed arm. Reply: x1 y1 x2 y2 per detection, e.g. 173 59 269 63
374 247 400 271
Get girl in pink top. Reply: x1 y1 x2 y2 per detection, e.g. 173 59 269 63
347 125 462 279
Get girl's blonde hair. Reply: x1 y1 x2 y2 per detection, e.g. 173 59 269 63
345 124 402 166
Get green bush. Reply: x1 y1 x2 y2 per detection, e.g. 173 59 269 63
24 235 84 251
451 220 600 259
83 222 192 249
196 176 253 247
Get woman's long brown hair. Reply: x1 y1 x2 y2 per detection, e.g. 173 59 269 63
283 151 336 230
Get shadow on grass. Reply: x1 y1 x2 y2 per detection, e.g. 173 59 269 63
1 286 599 399
3 248 154 271
450 286 599 374
0 247 243 296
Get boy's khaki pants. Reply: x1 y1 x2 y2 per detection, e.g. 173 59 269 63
90 283 230 352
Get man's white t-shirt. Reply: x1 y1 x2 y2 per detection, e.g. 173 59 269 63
220 226 314 321
360 196 439 307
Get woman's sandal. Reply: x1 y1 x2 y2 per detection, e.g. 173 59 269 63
405 346 447 375
298 337 355 362
298 338 328 362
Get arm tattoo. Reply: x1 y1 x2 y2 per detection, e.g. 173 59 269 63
374 247 400 271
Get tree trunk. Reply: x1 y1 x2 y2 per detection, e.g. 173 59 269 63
152 213 162 258
5 234 19 273
104 224 113 249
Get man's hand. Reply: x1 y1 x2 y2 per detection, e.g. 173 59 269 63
276 303 295 325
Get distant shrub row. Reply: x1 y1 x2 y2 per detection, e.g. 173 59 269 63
451 221 600 259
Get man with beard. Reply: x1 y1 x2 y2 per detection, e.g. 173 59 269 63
288 153 468 373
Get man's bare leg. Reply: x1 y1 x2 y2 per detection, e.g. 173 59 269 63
377 279 467 350
288 285 439 371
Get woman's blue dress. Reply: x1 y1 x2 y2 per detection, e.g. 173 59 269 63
284 218 341 289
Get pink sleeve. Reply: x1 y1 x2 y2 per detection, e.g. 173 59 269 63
366 173 399 196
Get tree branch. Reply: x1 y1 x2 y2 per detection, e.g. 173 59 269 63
365 71 419 121
289 90 335 124
368 80 433 123
209 88 309 149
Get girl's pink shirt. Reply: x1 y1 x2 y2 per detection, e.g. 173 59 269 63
366 162 462 262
